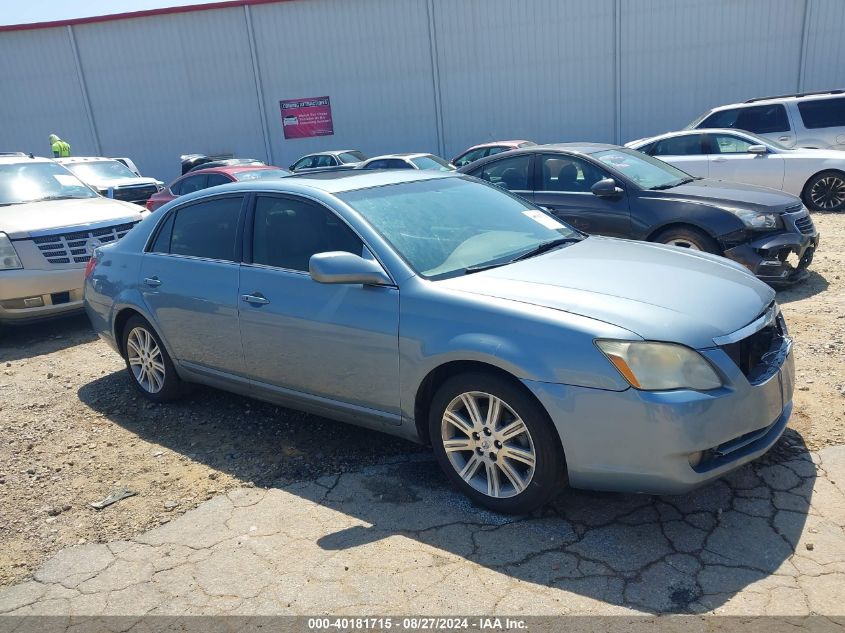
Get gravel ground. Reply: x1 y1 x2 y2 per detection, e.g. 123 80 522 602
0 212 843 588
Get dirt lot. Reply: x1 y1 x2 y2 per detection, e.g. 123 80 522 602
1 213 843 588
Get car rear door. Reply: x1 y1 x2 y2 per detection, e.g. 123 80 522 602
139 194 247 377
532 153 631 237
706 133 785 190
237 193 401 417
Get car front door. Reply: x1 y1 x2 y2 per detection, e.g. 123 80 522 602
706 133 785 190
238 194 401 417
532 153 630 237
647 134 709 178
139 194 246 377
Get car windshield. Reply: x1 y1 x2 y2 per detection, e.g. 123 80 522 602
233 168 290 181
338 151 367 163
64 160 137 182
0 162 97 205
591 148 692 190
339 176 582 280
410 155 455 171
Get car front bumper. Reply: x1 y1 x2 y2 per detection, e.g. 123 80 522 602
722 212 819 286
523 343 794 495
0 268 85 323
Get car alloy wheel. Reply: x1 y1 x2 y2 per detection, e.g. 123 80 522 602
664 238 701 250
441 391 536 498
810 174 845 211
126 326 166 393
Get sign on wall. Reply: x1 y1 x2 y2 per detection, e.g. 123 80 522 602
280 96 334 139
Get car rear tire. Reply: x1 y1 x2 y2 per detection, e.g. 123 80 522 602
122 315 182 402
802 170 845 212
653 226 720 254
429 372 566 514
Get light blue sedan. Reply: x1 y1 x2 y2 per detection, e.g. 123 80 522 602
83 171 794 513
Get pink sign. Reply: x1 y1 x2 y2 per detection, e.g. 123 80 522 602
280 96 334 139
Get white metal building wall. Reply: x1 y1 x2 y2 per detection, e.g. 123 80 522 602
1 0 843 182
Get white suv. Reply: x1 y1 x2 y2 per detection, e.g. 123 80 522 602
687 90 845 150
0 156 145 324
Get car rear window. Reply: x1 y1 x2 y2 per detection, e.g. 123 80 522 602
797 98 845 129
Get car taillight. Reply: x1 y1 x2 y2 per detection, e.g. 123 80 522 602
145 199 155 211
84 256 97 279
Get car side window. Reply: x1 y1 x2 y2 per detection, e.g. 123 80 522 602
710 134 754 154
387 159 414 169
364 159 388 170
169 179 184 195
538 154 606 193
313 155 336 168
454 148 486 167
700 108 740 129
293 157 315 170
486 146 508 157
651 135 705 156
168 196 243 261
477 154 531 190
251 196 364 272
797 98 845 129
149 211 175 253
178 175 208 195
206 173 231 187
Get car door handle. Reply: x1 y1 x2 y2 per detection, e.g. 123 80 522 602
712 157 727 163
241 293 270 306
143 277 161 287
778 136 790 142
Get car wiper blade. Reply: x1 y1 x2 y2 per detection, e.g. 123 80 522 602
650 177 694 191
464 238 580 274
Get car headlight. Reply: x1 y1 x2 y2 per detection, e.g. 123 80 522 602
0 232 23 270
734 209 783 230
596 340 722 391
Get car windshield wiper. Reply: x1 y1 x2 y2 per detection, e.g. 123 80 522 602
465 237 580 274
649 177 694 191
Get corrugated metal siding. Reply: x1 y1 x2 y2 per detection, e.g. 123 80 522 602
620 0 805 142
802 0 845 91
250 0 439 168
73 7 266 180
1 0 844 181
432 0 616 158
0 27 96 156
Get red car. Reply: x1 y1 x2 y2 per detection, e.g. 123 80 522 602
146 165 290 211
451 140 536 168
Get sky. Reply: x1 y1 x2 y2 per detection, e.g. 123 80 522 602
0 0 235 26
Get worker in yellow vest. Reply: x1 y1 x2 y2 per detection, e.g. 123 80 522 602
49 134 71 158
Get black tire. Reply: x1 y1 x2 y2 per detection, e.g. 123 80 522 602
802 170 845 212
429 372 566 514
121 315 182 402
653 226 720 254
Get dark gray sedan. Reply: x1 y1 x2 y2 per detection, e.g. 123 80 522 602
84 171 794 513
459 144 819 285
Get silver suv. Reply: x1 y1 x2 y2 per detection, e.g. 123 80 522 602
687 90 845 150
0 156 144 324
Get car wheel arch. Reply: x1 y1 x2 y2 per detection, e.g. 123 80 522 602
801 168 845 204
113 306 170 360
646 221 720 244
412 360 562 454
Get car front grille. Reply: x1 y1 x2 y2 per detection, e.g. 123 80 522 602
720 305 790 385
33 222 138 265
794 215 815 235
112 185 159 204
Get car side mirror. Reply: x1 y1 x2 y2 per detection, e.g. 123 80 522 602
591 178 623 198
309 251 393 286
747 145 768 155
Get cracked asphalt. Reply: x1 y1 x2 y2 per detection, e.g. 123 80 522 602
1 437 844 618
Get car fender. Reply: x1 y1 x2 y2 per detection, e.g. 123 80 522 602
632 196 747 241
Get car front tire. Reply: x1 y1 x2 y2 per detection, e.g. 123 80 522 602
122 315 182 402
803 170 845 212
654 226 720 254
429 372 566 514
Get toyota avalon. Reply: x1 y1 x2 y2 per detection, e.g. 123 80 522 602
84 171 794 513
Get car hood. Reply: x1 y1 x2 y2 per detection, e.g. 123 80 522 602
647 178 801 211
82 177 160 190
1 197 144 239
437 236 775 349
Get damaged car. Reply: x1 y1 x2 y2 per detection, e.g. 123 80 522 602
460 144 819 285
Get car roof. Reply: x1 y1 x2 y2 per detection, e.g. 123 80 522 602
54 156 118 163
537 142 619 154
629 128 760 145
464 140 531 151
299 150 361 158
184 165 281 176
365 153 429 160
0 155 53 165
707 90 845 111
220 169 455 196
